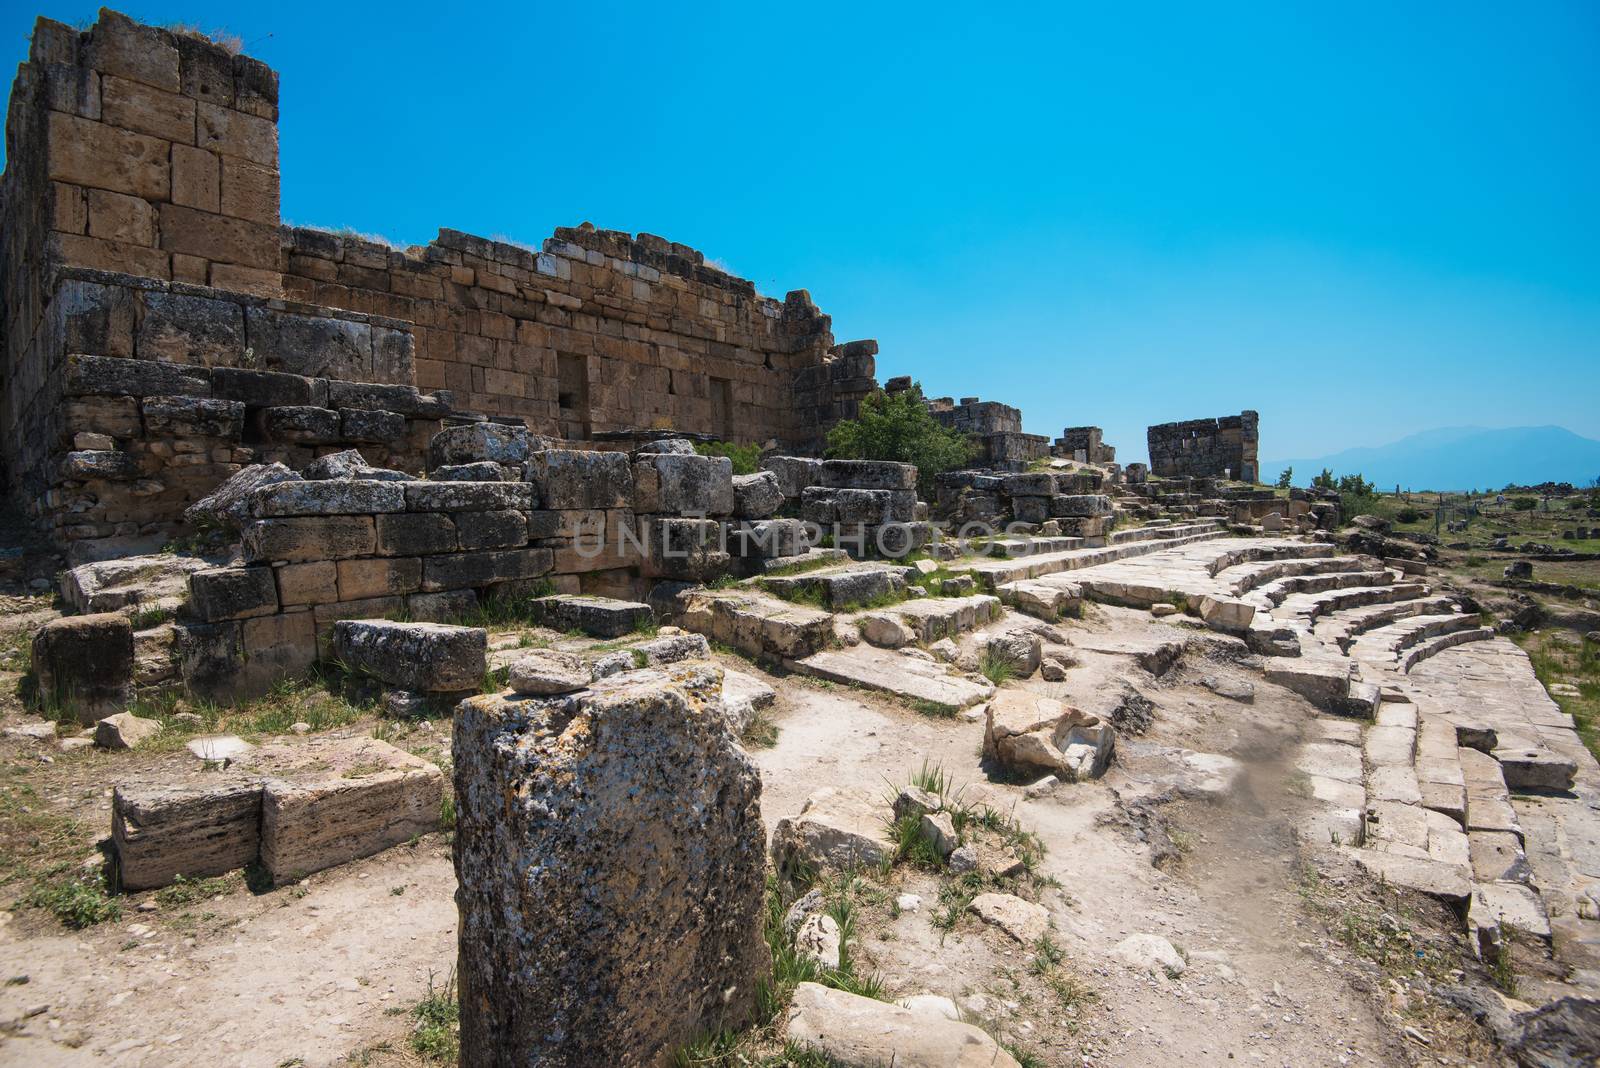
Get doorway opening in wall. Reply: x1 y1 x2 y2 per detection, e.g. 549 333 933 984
557 352 591 440
710 376 733 441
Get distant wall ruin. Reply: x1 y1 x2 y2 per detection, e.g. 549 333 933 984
0 10 878 554
1147 411 1259 482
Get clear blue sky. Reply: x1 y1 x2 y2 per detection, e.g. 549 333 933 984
4 1 1597 464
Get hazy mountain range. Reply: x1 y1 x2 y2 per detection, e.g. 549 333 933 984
1262 426 1600 492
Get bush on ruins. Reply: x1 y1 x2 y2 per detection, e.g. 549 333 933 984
824 383 976 497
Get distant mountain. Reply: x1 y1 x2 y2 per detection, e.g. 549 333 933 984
1263 426 1600 492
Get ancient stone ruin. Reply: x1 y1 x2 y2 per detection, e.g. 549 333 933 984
0 12 1596 1068
1147 410 1260 482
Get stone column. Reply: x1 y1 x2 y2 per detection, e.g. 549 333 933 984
453 663 769 1066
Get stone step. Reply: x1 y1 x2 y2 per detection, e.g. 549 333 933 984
759 563 912 610
1281 583 1431 625
850 594 1002 646
1224 554 1372 596
678 589 835 662
1203 540 1336 578
1258 569 1395 607
1388 613 1478 656
1316 595 1462 651
964 525 1228 587
788 646 994 711
1399 627 1495 674
996 578 1083 621
982 535 1083 558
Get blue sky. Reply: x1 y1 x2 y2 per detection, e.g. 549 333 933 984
3 1 1596 463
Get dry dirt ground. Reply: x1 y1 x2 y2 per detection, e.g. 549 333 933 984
0 607 1517 1067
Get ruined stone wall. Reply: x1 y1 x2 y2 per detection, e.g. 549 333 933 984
1055 426 1116 464
278 224 859 447
0 10 884 558
1146 411 1259 482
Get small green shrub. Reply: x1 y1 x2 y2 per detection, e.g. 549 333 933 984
1511 497 1538 512
26 873 121 928
410 970 459 1062
695 441 762 475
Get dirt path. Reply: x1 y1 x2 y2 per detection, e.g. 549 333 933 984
1 626 1486 1067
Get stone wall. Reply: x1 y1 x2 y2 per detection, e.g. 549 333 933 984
1146 411 1259 482
885 379 1049 470
1055 426 1116 465
3 267 433 560
0 10 904 556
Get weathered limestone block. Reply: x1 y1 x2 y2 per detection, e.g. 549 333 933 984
336 557 422 600
534 594 651 638
633 453 735 515
730 518 806 560
430 461 508 482
377 512 457 555
508 650 590 695
1049 494 1112 517
254 405 342 444
1011 496 1049 524
984 690 1114 781
61 449 140 480
238 612 318 693
404 481 535 513
60 553 211 613
65 353 210 397
818 460 917 491
732 471 784 519
113 779 264 891
997 579 1082 621
986 632 1043 677
760 455 821 500
254 736 443 885
455 510 528 550
679 591 836 661
189 565 279 622
331 620 486 692
642 517 731 581
141 395 245 438
419 547 553 590
33 613 134 723
454 665 767 1065
786 982 1021 1068
250 479 407 517
185 462 301 531
529 449 633 510
210 367 320 407
590 633 712 680
429 422 532 468
771 787 896 876
301 448 408 481
174 620 244 701
339 408 406 444
1004 472 1058 497
243 516 376 563
632 438 698 456
95 711 160 750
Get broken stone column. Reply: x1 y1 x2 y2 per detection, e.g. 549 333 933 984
453 663 768 1065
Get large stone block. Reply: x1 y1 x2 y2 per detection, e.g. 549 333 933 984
64 353 210 397
61 449 140 480
331 620 486 692
529 449 633 510
786 982 1021 1068
454 665 767 1064
428 422 532 468
254 405 342 444
339 408 406 445
633 453 734 515
32 613 134 723
404 481 535 513
420 547 553 591
210 367 320 407
818 459 917 491
113 780 264 891
184 462 301 532
189 566 279 622
254 736 443 885
242 515 376 563
141 395 245 437
760 455 821 499
534 594 652 638
376 512 457 556
732 471 783 519
244 306 370 381
454 510 528 550
250 479 407 517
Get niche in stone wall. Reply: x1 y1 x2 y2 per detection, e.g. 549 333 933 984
557 352 591 439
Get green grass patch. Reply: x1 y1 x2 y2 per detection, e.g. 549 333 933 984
24 869 120 928
409 970 459 1062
